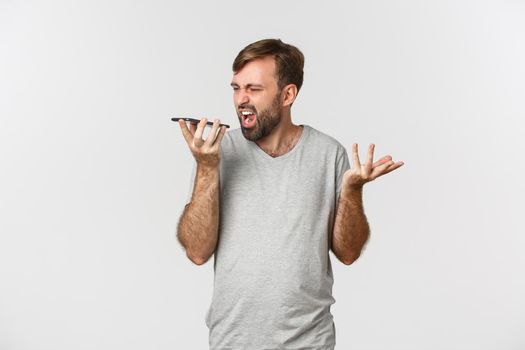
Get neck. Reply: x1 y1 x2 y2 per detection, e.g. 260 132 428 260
255 114 303 158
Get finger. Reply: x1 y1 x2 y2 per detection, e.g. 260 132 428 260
384 161 404 174
371 160 394 179
352 143 361 168
366 143 374 165
373 155 392 168
193 117 207 147
213 125 227 147
205 119 221 146
372 159 405 179
178 119 193 145
189 121 197 135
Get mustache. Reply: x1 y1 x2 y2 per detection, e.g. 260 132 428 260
238 105 257 113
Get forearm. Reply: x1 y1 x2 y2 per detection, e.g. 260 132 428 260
332 186 370 265
177 164 220 264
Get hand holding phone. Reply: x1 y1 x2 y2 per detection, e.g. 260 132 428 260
175 117 227 168
172 117 230 128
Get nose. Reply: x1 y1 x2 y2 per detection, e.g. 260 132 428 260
235 88 249 106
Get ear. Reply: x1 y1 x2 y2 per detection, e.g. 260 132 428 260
281 84 298 107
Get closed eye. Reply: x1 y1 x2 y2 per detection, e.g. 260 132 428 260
230 83 264 91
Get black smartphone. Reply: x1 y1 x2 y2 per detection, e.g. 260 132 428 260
172 117 230 128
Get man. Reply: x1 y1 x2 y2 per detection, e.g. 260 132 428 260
176 38 404 349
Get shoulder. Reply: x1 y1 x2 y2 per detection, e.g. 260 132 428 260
219 126 241 148
223 127 242 142
304 124 347 155
219 127 247 157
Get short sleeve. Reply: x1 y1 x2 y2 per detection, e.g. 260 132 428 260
185 160 197 204
335 146 351 208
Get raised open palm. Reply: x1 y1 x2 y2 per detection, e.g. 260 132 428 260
343 143 404 190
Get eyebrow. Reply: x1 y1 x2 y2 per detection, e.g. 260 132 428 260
230 82 264 88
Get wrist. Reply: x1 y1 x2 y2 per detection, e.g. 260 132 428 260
341 184 363 197
197 161 220 171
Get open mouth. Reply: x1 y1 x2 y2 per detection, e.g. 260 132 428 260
241 110 256 128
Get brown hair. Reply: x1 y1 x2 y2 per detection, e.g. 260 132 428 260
232 38 305 94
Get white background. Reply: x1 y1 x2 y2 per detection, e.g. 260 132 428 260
1 1 524 349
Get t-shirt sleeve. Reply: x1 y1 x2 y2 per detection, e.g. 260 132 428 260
335 146 351 208
185 160 197 205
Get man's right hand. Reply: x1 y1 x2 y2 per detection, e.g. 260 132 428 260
178 117 227 168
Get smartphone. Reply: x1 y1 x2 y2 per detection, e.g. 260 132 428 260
172 117 230 128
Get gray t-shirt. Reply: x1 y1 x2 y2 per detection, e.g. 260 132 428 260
185 124 350 350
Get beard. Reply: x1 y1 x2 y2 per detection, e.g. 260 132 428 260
239 91 282 142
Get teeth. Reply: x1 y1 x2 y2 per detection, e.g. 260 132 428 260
241 111 254 116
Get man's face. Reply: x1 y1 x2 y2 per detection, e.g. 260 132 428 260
231 56 283 142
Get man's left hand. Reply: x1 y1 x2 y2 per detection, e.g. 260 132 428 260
343 143 404 190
